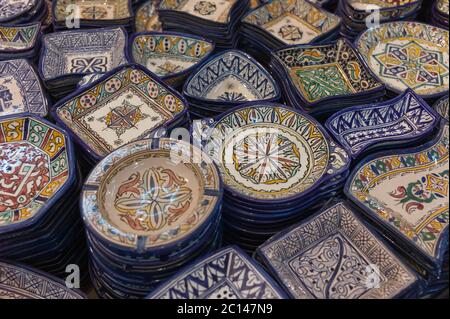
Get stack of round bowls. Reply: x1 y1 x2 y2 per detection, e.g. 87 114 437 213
81 138 223 298
195 102 350 253
0 114 87 279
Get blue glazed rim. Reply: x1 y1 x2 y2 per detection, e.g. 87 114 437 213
324 89 442 159
255 200 425 299
0 21 42 54
127 31 216 83
0 0 39 23
344 0 423 14
343 122 449 270
354 21 449 101
52 63 189 162
38 26 129 83
194 101 351 205
146 245 288 299
0 112 77 235
270 38 386 108
182 49 282 106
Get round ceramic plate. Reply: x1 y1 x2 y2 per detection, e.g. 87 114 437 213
0 115 74 229
356 22 449 98
0 0 37 23
204 103 332 201
81 138 221 251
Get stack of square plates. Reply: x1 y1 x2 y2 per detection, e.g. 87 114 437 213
0 0 47 25
256 201 423 299
432 0 449 28
38 27 128 99
0 23 42 61
239 0 341 63
345 122 449 297
0 114 87 279
52 64 190 173
193 102 351 253
337 0 423 40
269 38 386 119
158 0 249 49
52 0 134 31
81 138 223 298
182 50 281 119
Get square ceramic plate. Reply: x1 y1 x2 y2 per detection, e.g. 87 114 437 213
242 0 341 46
147 246 287 299
0 22 40 52
53 0 132 23
325 89 439 159
39 27 128 82
0 59 49 117
256 202 419 299
345 123 449 268
53 64 187 160
356 21 449 100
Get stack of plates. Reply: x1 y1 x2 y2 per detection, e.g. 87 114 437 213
194 102 350 253
337 0 423 40
0 0 48 25
269 38 386 119
345 122 449 297
0 114 87 279
158 0 249 49
432 0 448 28
52 64 190 172
183 50 281 119
240 0 341 63
38 27 128 99
52 0 134 31
0 23 42 61
81 138 223 298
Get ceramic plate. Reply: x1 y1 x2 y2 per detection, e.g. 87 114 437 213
0 115 74 228
257 202 418 299
356 22 449 98
242 0 341 46
433 96 449 121
203 103 350 202
0 260 85 299
81 138 221 250
345 123 449 262
159 0 238 24
54 64 187 159
147 246 286 299
39 27 128 81
325 89 439 158
53 0 132 22
135 0 162 32
184 50 280 103
272 38 384 105
130 32 214 81
0 0 38 23
0 22 40 52
0 59 49 117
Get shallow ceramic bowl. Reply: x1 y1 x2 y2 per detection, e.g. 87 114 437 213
343 0 422 22
356 21 449 100
256 202 419 299
81 138 222 255
147 246 287 299
53 0 132 23
242 0 341 46
0 22 40 53
433 96 449 121
184 50 280 105
129 32 214 87
39 27 128 82
345 123 449 269
325 89 440 159
0 59 49 117
0 0 39 23
53 64 187 160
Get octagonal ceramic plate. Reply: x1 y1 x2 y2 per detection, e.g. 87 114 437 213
0 0 38 23
53 64 187 160
256 202 418 299
433 96 449 121
53 0 132 23
0 114 74 229
184 50 280 104
0 22 40 52
242 0 341 46
81 138 221 251
356 22 449 99
345 123 449 263
0 59 49 117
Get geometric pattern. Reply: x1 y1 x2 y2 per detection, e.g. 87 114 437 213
433 96 449 121
148 247 286 299
70 56 109 73
257 202 417 299
0 23 40 51
159 0 237 23
53 0 132 22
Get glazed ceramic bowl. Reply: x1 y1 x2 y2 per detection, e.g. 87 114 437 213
0 0 40 23
433 96 449 121
356 21 449 100
134 0 162 32
0 22 41 59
